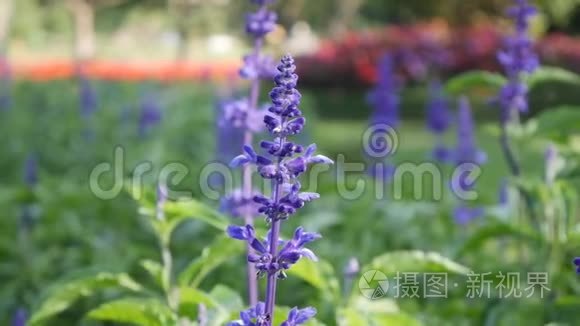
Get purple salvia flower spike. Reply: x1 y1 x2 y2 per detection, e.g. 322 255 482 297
495 0 538 123
454 97 487 166
138 93 163 137
227 55 328 323
426 80 452 163
368 53 400 130
79 75 98 119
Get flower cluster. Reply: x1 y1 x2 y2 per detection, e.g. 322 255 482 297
426 81 452 162
227 55 331 324
496 0 539 122
227 303 316 326
574 257 580 274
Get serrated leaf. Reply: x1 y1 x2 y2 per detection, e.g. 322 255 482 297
287 258 341 303
456 221 542 258
29 273 143 325
87 298 177 326
178 235 244 287
526 66 580 89
444 71 506 95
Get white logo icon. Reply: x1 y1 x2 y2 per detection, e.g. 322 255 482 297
359 270 389 300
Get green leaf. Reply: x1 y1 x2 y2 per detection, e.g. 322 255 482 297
204 285 245 326
29 273 143 325
178 286 219 318
178 235 244 287
456 222 542 258
140 259 167 291
444 71 506 96
146 198 229 243
534 106 580 143
364 251 470 278
287 258 341 304
526 66 580 89
87 298 177 326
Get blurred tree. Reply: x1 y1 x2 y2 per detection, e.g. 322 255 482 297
0 0 14 55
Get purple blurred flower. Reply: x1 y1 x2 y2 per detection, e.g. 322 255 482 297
12 308 27 326
220 97 266 133
426 81 452 163
426 81 451 134
498 179 509 206
281 307 317 326
574 257 580 274
343 257 360 278
138 93 163 136
368 54 400 129
79 76 98 118
245 8 277 38
240 53 277 80
156 183 168 221
453 205 485 225
24 153 38 187
495 0 539 122
453 97 487 165
220 188 263 218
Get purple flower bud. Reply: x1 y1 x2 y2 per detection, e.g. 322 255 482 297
498 179 509 206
